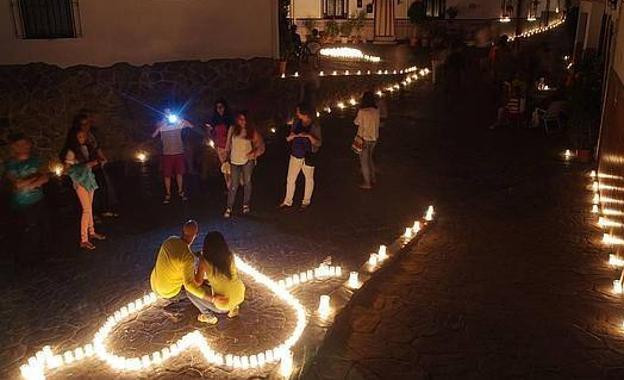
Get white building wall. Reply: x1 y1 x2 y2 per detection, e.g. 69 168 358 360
0 0 278 67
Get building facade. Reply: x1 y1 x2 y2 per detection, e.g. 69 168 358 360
291 0 565 42
0 0 279 67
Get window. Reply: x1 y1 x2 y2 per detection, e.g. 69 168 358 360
323 0 348 19
11 0 80 39
424 0 446 18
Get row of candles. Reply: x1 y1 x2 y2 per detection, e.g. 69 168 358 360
507 17 565 42
127 67 430 165
18 205 435 379
318 47 381 63
280 65 420 79
587 170 624 324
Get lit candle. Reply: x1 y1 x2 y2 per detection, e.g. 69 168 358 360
609 254 624 267
593 181 599 192
412 221 421 234
52 164 64 177
564 149 572 159
345 70 350 75
293 72 299 77
279 350 294 377
425 205 434 221
378 245 388 260
593 193 600 205
614 279 622 294
348 271 360 289
318 295 331 317
319 70 324 76
404 227 413 239
592 204 599 213
349 98 357 106
368 253 378 268
337 102 345 110
136 151 148 163
280 73 285 79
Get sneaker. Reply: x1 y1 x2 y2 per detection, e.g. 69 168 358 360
163 194 171 204
179 192 189 201
80 241 96 250
227 306 240 318
242 205 251 215
278 203 292 210
223 208 232 218
89 232 107 241
197 313 218 325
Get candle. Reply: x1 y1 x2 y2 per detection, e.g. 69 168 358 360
403 228 413 239
348 271 360 289
318 295 331 317
412 221 421 234
613 279 622 294
378 245 388 260
368 253 378 268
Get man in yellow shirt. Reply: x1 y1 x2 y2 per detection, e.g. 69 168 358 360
150 220 227 324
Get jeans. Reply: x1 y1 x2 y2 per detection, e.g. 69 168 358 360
283 155 315 206
75 184 95 243
186 288 224 315
227 160 255 209
359 141 377 186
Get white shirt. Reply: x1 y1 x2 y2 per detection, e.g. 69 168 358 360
354 107 380 141
230 134 252 165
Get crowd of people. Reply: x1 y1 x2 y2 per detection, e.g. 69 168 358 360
2 89 383 260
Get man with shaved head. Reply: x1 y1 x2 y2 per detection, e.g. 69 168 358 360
150 220 227 324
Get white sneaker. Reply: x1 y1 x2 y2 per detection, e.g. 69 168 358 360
197 313 218 324
223 208 232 218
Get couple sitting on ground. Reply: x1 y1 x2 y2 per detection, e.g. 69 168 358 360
150 220 245 325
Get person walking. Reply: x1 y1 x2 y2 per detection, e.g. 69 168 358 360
152 109 194 204
205 99 234 190
60 127 106 250
353 91 380 189
279 103 322 210
224 111 265 218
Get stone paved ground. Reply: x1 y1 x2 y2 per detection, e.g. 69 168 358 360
304 41 624 380
0 47 433 379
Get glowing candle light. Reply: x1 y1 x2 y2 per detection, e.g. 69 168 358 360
592 181 599 192
345 70 350 75
318 295 331 318
349 98 357 106
368 253 378 268
609 254 624 267
356 70 361 75
592 204 600 213
614 279 623 294
52 164 64 177
404 227 413 239
425 205 434 221
603 233 624 245
136 151 148 163
337 102 345 110
564 149 572 159
593 193 600 205
376 90 383 97
281 73 286 79
293 72 299 77
319 71 324 76
332 70 338 76
378 245 388 261
348 271 361 289
279 350 294 377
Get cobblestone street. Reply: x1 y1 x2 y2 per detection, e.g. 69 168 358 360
4 32 623 380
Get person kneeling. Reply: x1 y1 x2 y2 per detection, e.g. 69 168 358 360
196 231 246 323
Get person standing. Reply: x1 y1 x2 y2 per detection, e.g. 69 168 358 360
152 109 194 204
353 92 380 189
150 220 229 325
74 111 119 217
4 133 50 260
224 111 265 218
205 99 234 190
279 103 322 210
61 127 106 250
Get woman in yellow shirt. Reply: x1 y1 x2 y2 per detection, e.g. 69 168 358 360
198 231 246 321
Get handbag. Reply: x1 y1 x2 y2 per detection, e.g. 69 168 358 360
351 135 364 155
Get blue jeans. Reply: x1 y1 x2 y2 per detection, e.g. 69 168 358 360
186 288 224 315
227 160 255 209
359 141 376 186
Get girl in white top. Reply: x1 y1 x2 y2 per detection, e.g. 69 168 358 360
224 111 265 218
353 91 381 189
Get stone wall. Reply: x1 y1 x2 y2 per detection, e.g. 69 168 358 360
0 58 411 164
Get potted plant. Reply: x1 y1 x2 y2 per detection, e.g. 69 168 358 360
340 19 354 43
325 19 340 43
408 1 427 47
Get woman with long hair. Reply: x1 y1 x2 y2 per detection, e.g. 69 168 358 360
353 91 380 189
60 127 106 250
223 111 264 218
196 231 245 323
206 99 234 189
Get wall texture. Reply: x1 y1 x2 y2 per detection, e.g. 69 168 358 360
0 0 278 67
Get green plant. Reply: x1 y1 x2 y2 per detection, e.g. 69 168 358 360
340 19 354 37
325 19 339 37
446 6 459 19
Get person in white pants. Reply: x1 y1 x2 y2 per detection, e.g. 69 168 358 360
279 104 322 210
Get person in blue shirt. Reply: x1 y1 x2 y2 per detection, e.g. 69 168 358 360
279 103 322 210
4 133 51 260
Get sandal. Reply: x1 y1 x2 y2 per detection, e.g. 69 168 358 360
197 313 218 325
178 192 188 201
242 205 251 215
163 194 171 204
80 241 96 250
89 232 106 241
